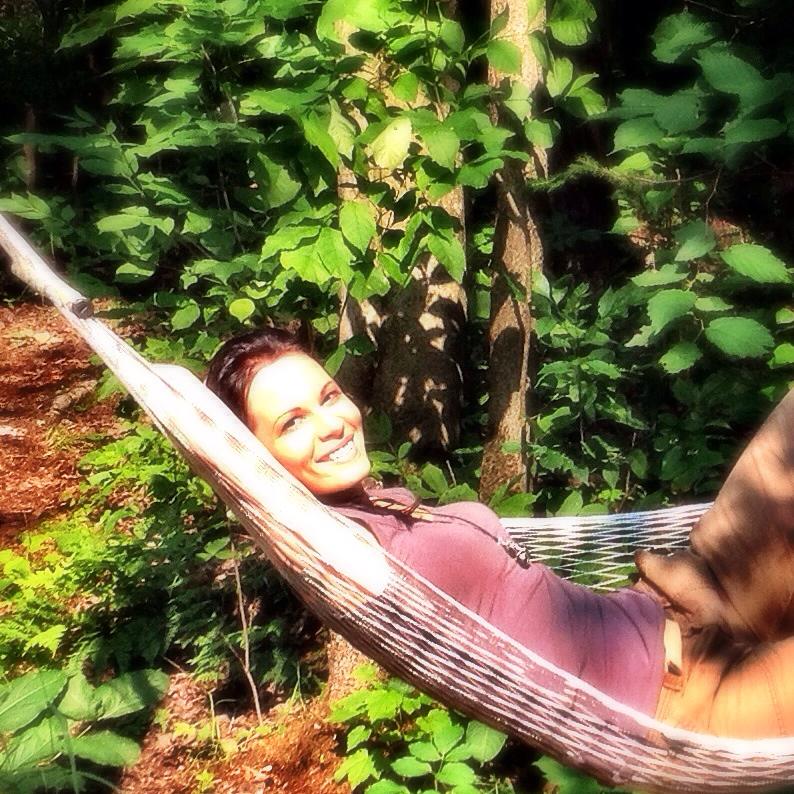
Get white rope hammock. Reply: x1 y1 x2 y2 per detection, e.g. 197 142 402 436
3 213 793 793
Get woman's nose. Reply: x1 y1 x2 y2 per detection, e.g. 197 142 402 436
315 408 344 438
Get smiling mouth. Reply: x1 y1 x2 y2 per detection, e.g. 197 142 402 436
322 437 357 464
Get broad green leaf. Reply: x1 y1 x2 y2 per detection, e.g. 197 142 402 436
58 673 99 722
421 126 460 169
654 90 703 134
393 73 419 103
171 301 200 330
613 117 663 151
771 343 794 367
261 225 319 260
261 159 301 208
464 721 506 763
556 490 583 516
0 715 67 771
435 762 476 786
487 39 522 74
94 670 168 720
24 624 66 655
116 262 155 283
535 756 603 794
302 113 340 167
391 756 432 778
674 220 716 261
697 49 767 106
647 289 696 334
505 82 532 120
631 265 686 287
440 19 465 52
549 0 596 46
724 118 785 146
334 748 378 788
328 103 356 159
316 227 355 280
115 0 160 21
97 213 146 233
776 307 794 325
614 151 652 172
281 246 331 284
652 13 715 63
241 87 318 115
340 201 376 252
370 117 412 169
71 731 141 766
547 57 573 97
366 781 410 794
565 85 606 118
346 724 372 751
660 342 702 374
525 119 556 149
229 298 256 322
720 243 790 284
695 296 732 313
409 741 441 762
0 670 66 733
427 231 465 281
705 316 774 358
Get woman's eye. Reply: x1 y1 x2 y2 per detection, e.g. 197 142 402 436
281 415 303 433
322 390 341 404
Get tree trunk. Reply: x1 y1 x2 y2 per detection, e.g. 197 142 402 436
479 0 547 501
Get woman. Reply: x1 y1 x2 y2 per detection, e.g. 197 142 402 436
205 326 794 738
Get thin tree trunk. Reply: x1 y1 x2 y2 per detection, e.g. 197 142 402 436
479 0 547 501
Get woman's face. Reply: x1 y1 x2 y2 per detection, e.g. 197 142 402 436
245 352 371 496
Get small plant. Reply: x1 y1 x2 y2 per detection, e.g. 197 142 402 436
329 666 511 793
0 667 168 793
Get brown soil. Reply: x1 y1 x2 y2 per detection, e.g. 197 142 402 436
0 302 350 794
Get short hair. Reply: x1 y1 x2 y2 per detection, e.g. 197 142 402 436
205 327 307 426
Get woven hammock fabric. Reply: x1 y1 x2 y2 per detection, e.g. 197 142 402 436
4 213 794 793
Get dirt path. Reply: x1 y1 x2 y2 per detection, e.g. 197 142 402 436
0 302 349 794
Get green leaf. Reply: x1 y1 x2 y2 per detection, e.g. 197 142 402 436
393 73 419 103
660 342 702 374
97 213 146 233
281 245 331 284
261 159 301 208
0 670 66 733
58 673 99 722
464 721 506 763
346 724 372 751
705 316 774 358
632 264 687 287
316 227 355 280
391 756 432 778
549 0 596 46
420 125 460 170
724 118 785 146
776 307 794 325
614 151 652 172
328 103 357 159
302 113 340 167
115 0 161 21
0 715 67 771
340 202 376 253
674 221 716 261
229 298 256 322
487 40 522 74
370 118 412 169
534 756 603 794
440 20 465 52
408 741 441 762
647 289 696 334
94 670 168 720
71 731 141 766
771 343 794 367
652 13 715 63
720 244 790 284
171 301 201 330
334 748 378 788
435 762 476 787
427 231 465 281
556 490 583 516
697 49 768 107
613 117 664 151
547 57 573 97
695 296 732 313
116 262 155 283
524 119 557 149
366 781 410 794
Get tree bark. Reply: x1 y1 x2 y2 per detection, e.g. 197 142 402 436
479 0 547 501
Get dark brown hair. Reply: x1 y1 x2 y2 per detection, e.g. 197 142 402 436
204 327 307 426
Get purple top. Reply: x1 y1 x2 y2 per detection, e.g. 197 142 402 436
333 487 666 715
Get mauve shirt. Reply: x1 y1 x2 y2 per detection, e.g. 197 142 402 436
333 487 666 715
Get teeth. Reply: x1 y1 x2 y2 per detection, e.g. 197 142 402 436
328 440 355 462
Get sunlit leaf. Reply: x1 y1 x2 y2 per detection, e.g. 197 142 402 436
370 117 412 169
721 243 790 284
705 316 774 358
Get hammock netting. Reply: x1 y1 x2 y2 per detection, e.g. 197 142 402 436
3 213 793 794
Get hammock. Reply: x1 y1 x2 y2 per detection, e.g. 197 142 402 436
3 213 793 794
